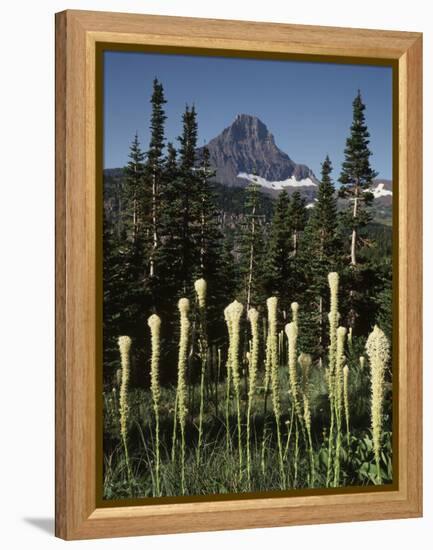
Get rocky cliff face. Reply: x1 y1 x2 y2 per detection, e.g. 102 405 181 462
197 114 318 194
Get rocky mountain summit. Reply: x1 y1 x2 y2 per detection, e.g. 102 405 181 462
197 114 318 196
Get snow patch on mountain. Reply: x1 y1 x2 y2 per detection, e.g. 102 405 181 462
237 172 317 190
370 182 392 198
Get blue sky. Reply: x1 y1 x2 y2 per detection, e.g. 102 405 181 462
103 51 393 180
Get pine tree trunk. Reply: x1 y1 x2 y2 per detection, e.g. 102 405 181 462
246 208 256 313
182 184 189 295
349 183 360 329
200 194 205 273
132 196 138 244
293 230 298 256
150 172 158 278
350 228 357 266
351 185 359 266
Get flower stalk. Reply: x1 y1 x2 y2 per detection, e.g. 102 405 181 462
366 325 390 484
225 300 244 479
333 326 347 487
299 352 315 486
175 298 190 494
326 272 339 487
148 314 161 496
267 297 286 488
118 335 133 488
343 364 350 446
246 307 259 486
194 278 208 465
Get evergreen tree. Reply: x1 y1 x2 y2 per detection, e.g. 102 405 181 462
159 142 179 224
220 237 237 301
103 219 147 387
159 105 202 299
145 78 167 279
307 156 338 256
197 148 217 275
238 175 267 312
119 134 149 343
300 156 340 355
164 142 178 183
265 190 293 317
288 191 307 256
197 148 232 293
123 133 145 244
375 262 392 341
103 223 126 378
339 90 377 266
155 142 178 300
197 147 236 342
339 91 378 329
177 105 201 294
284 190 307 307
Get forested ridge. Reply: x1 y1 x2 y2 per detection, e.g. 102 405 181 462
103 80 392 388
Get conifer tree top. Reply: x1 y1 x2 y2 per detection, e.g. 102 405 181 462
289 191 307 230
307 155 337 227
339 90 378 188
147 78 167 169
178 105 198 171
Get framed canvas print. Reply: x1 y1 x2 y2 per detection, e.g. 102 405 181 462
55 10 423 540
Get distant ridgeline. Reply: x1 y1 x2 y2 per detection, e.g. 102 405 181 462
104 113 392 222
103 173 392 227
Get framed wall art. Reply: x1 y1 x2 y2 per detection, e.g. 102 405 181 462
55 10 423 540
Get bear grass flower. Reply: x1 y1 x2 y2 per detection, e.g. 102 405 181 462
299 352 315 485
333 326 347 487
176 297 190 494
225 300 244 476
366 325 390 484
194 278 207 310
118 335 132 486
148 314 161 496
246 307 259 484
194 278 208 464
267 297 285 487
343 364 350 445
326 272 339 488
286 318 301 420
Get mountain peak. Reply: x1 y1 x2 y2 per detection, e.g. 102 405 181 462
234 113 262 124
226 114 275 145
198 114 317 195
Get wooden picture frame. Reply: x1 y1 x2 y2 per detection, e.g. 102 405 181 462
55 9 422 540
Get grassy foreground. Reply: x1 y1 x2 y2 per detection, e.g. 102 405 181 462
103 347 392 499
